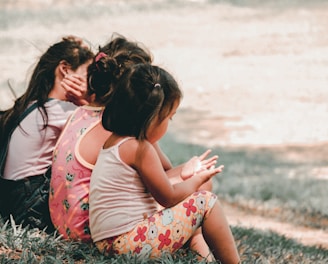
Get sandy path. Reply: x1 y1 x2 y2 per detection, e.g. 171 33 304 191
1 1 328 149
222 201 328 249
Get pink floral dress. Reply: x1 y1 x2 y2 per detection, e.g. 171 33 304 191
49 106 103 242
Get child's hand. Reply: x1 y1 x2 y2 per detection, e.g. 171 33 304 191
181 149 221 180
196 164 224 183
61 74 89 106
181 156 200 180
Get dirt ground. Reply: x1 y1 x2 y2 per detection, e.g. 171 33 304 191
222 200 328 249
1 0 327 249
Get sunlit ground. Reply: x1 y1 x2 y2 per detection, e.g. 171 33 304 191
1 0 328 147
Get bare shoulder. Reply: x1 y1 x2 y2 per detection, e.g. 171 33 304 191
119 139 154 167
120 138 153 154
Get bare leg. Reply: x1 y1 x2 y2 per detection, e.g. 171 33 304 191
188 228 214 262
203 200 240 264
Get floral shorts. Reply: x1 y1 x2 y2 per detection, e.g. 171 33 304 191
95 190 217 259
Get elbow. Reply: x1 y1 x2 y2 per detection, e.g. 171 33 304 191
155 196 177 209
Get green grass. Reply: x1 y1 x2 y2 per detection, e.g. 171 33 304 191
0 135 327 263
1 218 328 263
160 133 328 230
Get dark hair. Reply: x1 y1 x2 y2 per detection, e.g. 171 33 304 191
0 36 94 145
102 63 182 140
87 34 153 105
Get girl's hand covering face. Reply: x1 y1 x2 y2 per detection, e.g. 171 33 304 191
61 74 89 106
180 149 223 180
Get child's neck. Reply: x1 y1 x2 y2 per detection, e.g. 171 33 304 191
103 133 127 149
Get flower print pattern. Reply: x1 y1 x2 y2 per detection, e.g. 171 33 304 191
172 237 185 252
192 213 203 231
115 234 128 252
172 221 183 240
65 152 73 163
196 196 206 210
137 244 152 259
134 245 142 254
148 224 158 240
63 199 70 211
95 191 218 259
80 201 89 211
134 226 147 242
209 193 217 208
183 198 197 217
194 190 207 196
161 209 174 225
158 230 171 250
79 127 86 135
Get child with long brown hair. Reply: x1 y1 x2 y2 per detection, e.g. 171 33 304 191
0 36 94 232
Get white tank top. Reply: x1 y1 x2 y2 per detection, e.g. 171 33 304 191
89 137 158 242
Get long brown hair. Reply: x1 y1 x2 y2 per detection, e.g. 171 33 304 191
0 36 94 145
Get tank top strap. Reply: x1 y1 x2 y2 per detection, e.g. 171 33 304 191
116 137 134 147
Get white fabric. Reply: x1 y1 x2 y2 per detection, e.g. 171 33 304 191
3 99 77 180
89 137 158 242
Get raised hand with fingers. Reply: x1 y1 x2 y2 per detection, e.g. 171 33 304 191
62 74 89 106
181 149 223 180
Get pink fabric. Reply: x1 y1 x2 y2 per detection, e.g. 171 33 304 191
49 106 104 242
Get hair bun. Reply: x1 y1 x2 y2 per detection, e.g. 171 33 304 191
89 55 120 99
96 56 118 76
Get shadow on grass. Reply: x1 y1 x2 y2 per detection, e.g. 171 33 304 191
160 132 328 229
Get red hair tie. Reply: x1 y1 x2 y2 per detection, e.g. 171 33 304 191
95 52 107 62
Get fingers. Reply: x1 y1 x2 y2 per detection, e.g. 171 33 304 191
197 155 219 173
65 73 86 84
201 155 218 166
197 164 224 181
181 157 199 180
185 151 223 183
62 81 81 97
198 149 212 161
213 164 224 173
62 75 85 93
208 166 224 178
61 74 88 105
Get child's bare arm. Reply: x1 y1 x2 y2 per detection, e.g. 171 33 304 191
132 142 223 208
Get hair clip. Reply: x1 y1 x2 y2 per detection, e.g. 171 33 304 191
95 52 107 62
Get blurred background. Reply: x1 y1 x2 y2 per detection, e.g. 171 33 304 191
1 0 328 147
2 1 328 250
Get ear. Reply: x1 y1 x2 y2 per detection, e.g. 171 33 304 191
58 60 71 77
